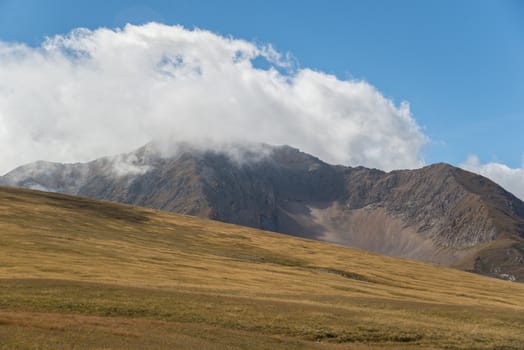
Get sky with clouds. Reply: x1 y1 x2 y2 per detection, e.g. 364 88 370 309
0 23 425 172
0 0 522 200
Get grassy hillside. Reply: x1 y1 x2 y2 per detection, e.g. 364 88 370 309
0 186 523 349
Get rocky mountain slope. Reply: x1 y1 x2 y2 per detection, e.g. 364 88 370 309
2 142 524 280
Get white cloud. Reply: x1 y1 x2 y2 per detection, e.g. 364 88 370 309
0 23 427 174
461 155 524 201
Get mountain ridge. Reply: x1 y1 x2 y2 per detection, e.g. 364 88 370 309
2 142 523 280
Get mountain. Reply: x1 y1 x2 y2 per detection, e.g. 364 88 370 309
2 142 524 280
2 186 524 349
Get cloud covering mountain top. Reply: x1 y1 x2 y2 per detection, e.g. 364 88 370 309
0 23 426 173
1 23 523 201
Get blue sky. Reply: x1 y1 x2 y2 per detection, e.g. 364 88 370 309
0 0 522 170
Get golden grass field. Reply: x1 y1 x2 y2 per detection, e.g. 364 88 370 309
0 186 523 349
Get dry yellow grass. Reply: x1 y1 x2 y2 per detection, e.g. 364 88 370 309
0 186 523 349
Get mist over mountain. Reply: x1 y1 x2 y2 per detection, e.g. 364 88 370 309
2 141 524 281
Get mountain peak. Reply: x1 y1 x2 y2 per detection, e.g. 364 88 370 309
1 143 524 281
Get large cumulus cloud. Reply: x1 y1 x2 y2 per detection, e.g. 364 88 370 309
0 23 427 174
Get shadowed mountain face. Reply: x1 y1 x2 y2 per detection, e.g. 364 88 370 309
2 142 524 281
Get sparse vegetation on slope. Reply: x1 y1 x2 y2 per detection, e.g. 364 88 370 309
1 186 524 349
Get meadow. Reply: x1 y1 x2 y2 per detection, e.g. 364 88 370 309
1 186 523 349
